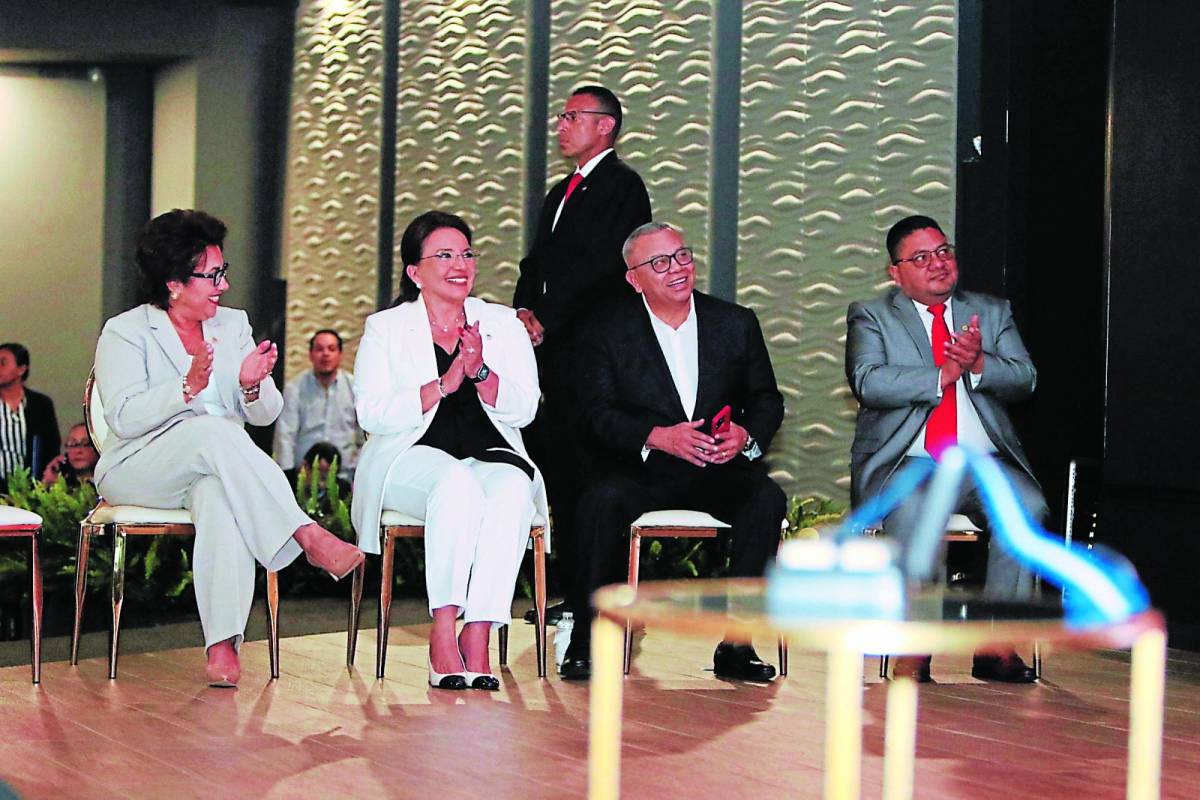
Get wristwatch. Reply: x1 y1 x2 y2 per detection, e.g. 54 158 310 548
742 435 762 461
470 363 491 384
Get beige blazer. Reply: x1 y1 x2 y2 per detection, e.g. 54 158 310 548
93 303 282 486
350 294 548 553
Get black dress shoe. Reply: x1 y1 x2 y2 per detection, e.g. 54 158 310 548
712 643 777 682
971 653 1037 683
891 655 932 683
559 657 591 681
524 601 568 626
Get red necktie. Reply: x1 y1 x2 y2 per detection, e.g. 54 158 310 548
925 303 957 458
563 172 583 202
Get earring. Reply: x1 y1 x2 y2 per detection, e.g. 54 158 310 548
169 290 179 302
415 283 423 290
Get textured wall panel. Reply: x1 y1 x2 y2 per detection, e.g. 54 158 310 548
738 1 956 501
281 0 384 381
548 0 713 291
392 0 528 305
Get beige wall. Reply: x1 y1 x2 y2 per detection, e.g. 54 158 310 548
0 74 106 442
151 60 198 215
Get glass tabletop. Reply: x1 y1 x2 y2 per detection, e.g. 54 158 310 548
594 578 1163 655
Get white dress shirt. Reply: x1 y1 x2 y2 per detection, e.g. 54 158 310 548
640 296 698 460
551 147 613 232
904 297 998 459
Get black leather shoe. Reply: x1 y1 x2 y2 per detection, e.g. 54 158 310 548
524 601 568 626
971 653 1037 683
559 657 591 681
891 655 932 683
712 643 776 682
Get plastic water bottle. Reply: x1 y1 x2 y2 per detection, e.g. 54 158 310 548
554 612 574 667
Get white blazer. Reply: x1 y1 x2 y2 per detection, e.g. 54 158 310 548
350 294 549 553
93 303 283 486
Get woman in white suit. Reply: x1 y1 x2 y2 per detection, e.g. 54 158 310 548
352 211 546 691
94 209 366 688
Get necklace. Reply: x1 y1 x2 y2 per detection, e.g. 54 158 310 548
428 308 464 334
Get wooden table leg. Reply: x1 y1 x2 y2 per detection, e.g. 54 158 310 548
1127 627 1166 800
825 649 864 799
589 614 625 800
883 676 918 800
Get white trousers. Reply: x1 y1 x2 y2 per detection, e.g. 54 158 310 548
381 445 535 626
97 415 311 649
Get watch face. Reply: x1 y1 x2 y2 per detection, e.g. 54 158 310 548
472 363 490 383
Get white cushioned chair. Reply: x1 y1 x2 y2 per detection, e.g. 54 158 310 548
0 504 44 683
73 372 282 679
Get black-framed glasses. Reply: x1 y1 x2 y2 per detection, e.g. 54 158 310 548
553 109 614 125
627 247 694 274
418 249 480 263
191 264 230 286
893 244 956 269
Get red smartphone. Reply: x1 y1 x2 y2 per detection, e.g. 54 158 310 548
712 405 732 437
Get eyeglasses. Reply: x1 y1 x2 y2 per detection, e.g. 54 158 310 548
553 109 614 125
893 244 955 269
64 439 93 449
419 250 480 263
627 247 694 274
191 264 230 286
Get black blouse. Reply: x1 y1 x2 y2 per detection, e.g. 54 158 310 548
415 342 534 480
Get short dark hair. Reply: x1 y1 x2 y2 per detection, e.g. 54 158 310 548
0 342 30 382
308 329 343 351
886 215 945 264
303 441 342 468
572 85 623 142
136 209 228 309
394 211 474 306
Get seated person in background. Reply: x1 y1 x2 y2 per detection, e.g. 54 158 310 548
297 441 352 499
0 342 60 484
41 422 98 488
94 208 365 688
352 211 547 691
273 329 361 481
845 214 1047 684
560 221 787 682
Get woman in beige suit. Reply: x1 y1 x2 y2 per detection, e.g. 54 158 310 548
94 209 365 688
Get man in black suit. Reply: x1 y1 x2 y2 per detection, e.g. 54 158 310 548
0 342 60 484
559 222 786 681
514 85 651 623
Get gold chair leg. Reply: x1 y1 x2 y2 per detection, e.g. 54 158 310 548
266 570 280 680
498 624 509 666
377 533 396 679
534 530 547 678
71 523 93 666
109 529 127 680
623 530 641 675
1033 640 1042 680
347 560 365 669
30 534 42 685
777 636 788 677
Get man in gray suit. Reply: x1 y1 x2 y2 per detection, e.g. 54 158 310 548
846 214 1046 683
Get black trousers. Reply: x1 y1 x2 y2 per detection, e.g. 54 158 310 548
565 461 787 658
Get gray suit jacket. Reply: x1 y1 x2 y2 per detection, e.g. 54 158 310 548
93 304 282 486
845 287 1037 505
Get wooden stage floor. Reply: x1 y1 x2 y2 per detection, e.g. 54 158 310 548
1 620 1198 799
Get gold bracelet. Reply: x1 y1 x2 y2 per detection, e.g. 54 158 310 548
182 376 196 403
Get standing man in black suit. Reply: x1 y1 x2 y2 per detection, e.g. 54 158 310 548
559 222 786 681
514 85 652 623
0 342 60 484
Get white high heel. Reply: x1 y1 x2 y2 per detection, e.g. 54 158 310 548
428 656 467 690
463 670 500 691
